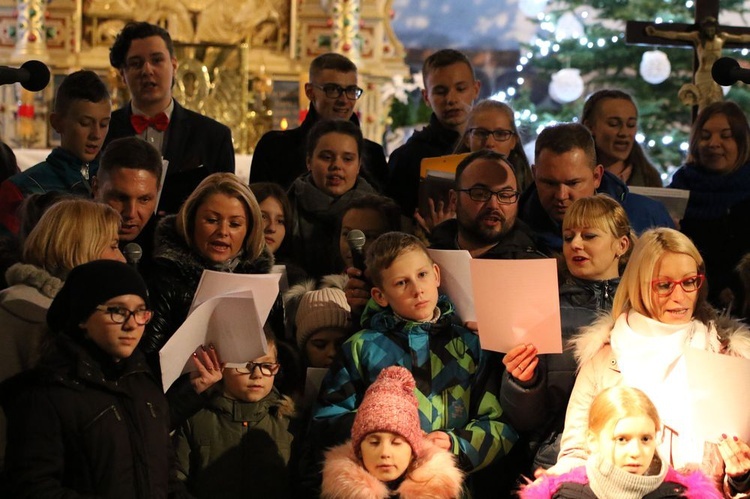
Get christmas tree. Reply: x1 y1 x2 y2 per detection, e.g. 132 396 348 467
507 0 750 176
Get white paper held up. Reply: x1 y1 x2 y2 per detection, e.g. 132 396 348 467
469 258 562 354
427 249 475 322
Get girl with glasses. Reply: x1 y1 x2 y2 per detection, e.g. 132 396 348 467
3 260 190 497
173 328 296 499
547 227 750 497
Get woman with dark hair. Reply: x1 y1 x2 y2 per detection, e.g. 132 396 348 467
582 89 663 187
287 119 377 278
668 101 750 313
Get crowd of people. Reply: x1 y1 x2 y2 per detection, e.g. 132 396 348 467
0 18 749 499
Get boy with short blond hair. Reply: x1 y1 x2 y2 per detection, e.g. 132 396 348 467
309 231 516 488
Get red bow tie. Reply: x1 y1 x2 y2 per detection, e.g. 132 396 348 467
130 112 169 134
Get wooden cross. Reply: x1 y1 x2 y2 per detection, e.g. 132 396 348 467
626 0 750 115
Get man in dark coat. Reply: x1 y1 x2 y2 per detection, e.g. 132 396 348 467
519 123 673 255
387 49 480 217
93 136 162 275
429 150 543 260
104 22 235 215
250 53 388 191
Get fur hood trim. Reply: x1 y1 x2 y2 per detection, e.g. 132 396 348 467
715 315 750 359
321 439 463 499
153 215 274 277
520 466 721 499
5 263 64 299
570 314 616 367
571 312 750 366
320 273 349 291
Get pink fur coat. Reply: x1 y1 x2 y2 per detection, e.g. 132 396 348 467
520 465 723 499
321 439 464 499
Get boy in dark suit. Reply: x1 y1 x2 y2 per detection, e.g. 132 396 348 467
105 22 235 214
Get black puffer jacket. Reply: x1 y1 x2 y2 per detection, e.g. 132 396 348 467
386 113 460 217
429 218 545 260
499 275 620 473
144 215 274 354
2 333 180 498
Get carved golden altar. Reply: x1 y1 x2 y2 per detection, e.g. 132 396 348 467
0 0 408 153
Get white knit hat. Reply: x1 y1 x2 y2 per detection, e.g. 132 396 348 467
295 287 351 348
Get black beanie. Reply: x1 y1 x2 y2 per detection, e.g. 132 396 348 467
47 260 150 333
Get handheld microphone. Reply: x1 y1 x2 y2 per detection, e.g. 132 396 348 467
346 229 367 273
123 242 143 267
0 60 50 92
712 57 750 86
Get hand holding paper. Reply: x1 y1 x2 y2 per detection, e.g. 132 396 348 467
159 271 281 391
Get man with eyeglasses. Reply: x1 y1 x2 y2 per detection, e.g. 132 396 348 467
519 123 673 255
429 150 542 260
387 49 480 218
104 22 235 215
250 53 388 190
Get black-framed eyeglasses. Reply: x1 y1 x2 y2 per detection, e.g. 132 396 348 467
651 274 705 297
456 187 520 204
227 362 281 377
312 83 364 100
95 306 153 325
469 128 515 142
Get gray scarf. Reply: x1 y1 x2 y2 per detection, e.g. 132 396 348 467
587 453 667 499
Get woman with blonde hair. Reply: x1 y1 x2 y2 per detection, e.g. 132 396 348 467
501 194 634 474
550 227 750 497
145 173 272 353
0 199 124 473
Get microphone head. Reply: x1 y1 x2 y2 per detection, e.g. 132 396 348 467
712 57 740 86
346 229 366 251
20 60 50 92
123 242 143 264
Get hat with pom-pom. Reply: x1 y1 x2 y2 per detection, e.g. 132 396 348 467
351 366 423 457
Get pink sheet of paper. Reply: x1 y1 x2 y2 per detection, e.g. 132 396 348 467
469 258 562 354
685 348 750 443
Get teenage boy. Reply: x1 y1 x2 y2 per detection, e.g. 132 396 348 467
250 52 388 191
0 70 111 234
105 21 234 215
387 49 480 217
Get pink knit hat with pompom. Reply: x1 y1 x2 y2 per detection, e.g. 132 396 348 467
351 366 423 457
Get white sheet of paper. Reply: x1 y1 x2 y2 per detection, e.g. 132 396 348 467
304 367 329 409
469 258 562 354
159 291 267 391
189 270 280 318
685 348 750 443
428 249 475 322
628 186 690 221
154 159 169 214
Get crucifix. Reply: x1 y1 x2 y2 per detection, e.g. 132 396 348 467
626 0 750 114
